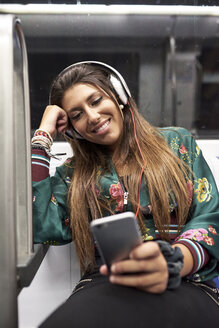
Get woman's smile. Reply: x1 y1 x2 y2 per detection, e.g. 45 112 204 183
92 118 111 134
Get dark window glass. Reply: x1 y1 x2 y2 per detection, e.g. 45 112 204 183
1 2 217 138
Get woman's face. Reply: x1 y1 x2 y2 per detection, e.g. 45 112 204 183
62 83 124 151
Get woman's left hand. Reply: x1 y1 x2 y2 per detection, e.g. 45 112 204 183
100 241 169 294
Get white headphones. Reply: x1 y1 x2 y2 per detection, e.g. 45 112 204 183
50 61 131 139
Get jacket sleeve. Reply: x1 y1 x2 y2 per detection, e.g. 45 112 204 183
172 128 219 282
33 157 73 245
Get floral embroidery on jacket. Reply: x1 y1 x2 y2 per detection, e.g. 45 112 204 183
179 144 188 154
170 137 180 151
189 272 203 282
169 136 192 164
195 145 200 158
65 218 70 226
51 194 58 206
176 228 215 246
109 182 124 212
64 158 74 168
65 176 71 184
94 185 100 197
195 177 212 203
203 236 214 246
208 225 218 235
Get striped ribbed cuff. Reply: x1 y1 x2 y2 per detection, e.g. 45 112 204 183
32 149 50 181
172 238 209 276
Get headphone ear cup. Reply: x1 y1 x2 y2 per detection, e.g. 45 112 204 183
64 129 74 140
73 129 84 139
64 128 84 140
110 75 128 105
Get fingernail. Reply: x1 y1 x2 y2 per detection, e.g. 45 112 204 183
111 264 116 273
110 275 115 283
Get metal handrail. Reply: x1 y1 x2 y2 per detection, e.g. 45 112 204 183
0 4 219 16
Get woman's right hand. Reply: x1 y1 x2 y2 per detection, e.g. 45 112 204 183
39 105 69 139
100 242 169 294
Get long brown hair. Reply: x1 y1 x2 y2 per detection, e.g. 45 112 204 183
50 63 191 272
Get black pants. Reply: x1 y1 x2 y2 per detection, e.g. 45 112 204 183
40 271 219 328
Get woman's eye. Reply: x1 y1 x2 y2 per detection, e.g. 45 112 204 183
71 112 82 121
91 96 102 107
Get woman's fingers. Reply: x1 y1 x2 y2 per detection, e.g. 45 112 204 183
56 115 69 134
129 241 161 260
39 105 68 139
110 271 168 294
111 257 165 275
99 264 109 276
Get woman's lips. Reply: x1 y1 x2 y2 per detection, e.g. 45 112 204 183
92 119 110 133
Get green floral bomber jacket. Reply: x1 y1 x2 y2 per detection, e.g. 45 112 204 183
33 127 219 282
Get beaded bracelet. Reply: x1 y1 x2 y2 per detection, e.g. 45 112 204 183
157 240 184 290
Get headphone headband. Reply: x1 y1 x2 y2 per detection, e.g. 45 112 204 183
50 60 131 105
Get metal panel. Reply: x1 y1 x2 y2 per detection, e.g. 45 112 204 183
0 14 18 328
0 14 33 327
14 18 33 269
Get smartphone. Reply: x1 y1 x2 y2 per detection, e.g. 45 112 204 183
90 212 142 270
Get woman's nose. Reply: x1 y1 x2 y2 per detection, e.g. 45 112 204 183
86 107 101 124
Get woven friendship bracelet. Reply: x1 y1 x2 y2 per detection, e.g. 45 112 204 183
34 129 53 144
32 135 52 144
32 129 53 152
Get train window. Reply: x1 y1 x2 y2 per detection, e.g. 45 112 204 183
0 2 218 139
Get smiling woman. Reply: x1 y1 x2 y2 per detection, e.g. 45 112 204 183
31 61 219 328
